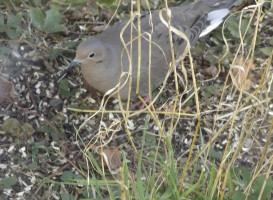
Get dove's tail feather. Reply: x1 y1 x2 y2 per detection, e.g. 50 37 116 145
199 0 238 37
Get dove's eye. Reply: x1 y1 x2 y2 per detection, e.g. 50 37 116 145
88 52 95 58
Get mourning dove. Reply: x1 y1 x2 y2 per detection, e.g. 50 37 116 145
70 0 238 100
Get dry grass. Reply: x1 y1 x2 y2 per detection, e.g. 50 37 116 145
0 0 272 199
69 0 273 199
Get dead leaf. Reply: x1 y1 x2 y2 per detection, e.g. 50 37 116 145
230 58 255 91
43 59 54 73
200 65 218 77
70 9 85 20
89 144 122 174
99 147 122 173
183 106 190 113
161 102 190 113
0 77 14 103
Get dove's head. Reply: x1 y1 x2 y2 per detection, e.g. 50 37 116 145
69 38 108 68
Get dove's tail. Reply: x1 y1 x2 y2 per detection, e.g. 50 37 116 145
199 0 238 37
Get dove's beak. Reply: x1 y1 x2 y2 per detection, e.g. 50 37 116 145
57 59 82 81
67 59 82 69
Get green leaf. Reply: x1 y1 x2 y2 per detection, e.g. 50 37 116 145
58 79 72 98
68 0 90 7
97 0 119 10
226 19 239 38
203 46 222 64
31 142 49 162
0 46 10 55
98 0 115 5
209 147 223 160
6 26 23 39
232 191 245 200
90 3 99 16
7 14 21 28
260 47 273 56
226 17 253 39
251 176 273 200
29 7 45 31
60 193 74 200
44 8 64 33
21 123 35 136
2 118 21 136
0 13 7 32
32 0 42 7
61 171 75 181
231 167 251 188
0 177 18 189
0 46 11 65
73 173 84 180
158 188 172 200
3 14 23 38
28 161 39 170
5 29 17 39
47 48 61 60
64 41 78 49
60 171 83 182
270 37 273 46
207 162 217 195
0 45 11 65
